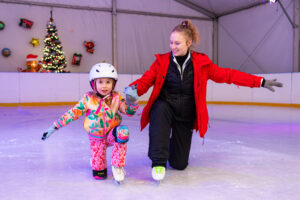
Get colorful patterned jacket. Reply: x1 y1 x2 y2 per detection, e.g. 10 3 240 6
53 91 138 139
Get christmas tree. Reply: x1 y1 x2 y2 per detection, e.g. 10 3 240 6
41 11 67 72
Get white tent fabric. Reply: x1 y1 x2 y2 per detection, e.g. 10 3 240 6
0 2 113 73
117 0 209 17
187 0 266 16
117 14 213 74
0 0 298 74
10 0 112 8
218 0 295 73
0 0 209 73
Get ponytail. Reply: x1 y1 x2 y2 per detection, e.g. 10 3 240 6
172 19 199 45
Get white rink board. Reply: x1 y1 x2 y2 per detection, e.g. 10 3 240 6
0 72 298 104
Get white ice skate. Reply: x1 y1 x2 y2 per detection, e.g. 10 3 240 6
112 166 125 184
152 166 165 183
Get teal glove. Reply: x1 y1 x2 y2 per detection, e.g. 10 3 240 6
123 84 138 106
41 124 57 140
262 78 283 92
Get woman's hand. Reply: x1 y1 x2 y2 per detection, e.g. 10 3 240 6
262 78 283 92
124 85 138 105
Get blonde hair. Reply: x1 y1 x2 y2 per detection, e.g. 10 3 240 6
172 19 199 45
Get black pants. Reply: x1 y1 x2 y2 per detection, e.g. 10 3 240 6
148 100 194 170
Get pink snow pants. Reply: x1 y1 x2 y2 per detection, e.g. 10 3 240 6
89 128 127 171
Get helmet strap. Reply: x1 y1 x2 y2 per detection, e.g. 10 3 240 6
90 80 97 93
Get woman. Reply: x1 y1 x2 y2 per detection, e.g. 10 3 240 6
124 20 283 182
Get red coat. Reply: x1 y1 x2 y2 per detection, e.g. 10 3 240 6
130 51 263 138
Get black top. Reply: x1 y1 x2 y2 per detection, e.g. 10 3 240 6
175 51 189 69
158 52 196 121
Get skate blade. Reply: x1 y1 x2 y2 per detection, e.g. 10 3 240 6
114 180 124 185
153 180 162 185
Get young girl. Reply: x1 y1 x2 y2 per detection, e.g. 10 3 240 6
42 62 138 183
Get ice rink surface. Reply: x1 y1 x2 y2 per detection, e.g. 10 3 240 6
0 104 299 200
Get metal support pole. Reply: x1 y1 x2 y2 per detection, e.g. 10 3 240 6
277 0 298 29
112 0 117 69
213 18 219 65
294 0 299 72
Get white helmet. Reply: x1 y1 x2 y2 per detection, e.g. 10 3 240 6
89 62 118 82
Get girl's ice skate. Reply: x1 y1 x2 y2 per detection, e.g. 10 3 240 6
112 166 125 184
93 169 107 180
152 166 165 183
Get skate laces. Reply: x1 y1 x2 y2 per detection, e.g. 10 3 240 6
112 166 126 182
152 166 165 181
113 166 126 175
154 166 165 174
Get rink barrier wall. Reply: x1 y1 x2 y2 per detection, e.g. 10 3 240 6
206 102 300 108
1 101 300 108
0 72 299 107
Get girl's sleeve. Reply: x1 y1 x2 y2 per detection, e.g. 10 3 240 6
54 94 88 128
116 92 139 116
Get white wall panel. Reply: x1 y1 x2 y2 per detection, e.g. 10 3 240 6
252 73 291 103
19 73 80 102
79 73 90 98
0 72 298 105
291 73 300 104
0 73 19 103
115 74 132 98
131 74 152 101
206 80 213 101
211 82 252 102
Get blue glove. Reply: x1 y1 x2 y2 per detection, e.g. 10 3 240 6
41 124 57 140
123 84 138 106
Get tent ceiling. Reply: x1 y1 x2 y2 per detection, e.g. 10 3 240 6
174 0 270 18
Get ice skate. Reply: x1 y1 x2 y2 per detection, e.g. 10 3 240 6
152 166 165 184
112 166 125 185
93 169 107 180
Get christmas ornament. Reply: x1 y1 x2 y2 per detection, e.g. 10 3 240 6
72 53 82 65
0 21 5 31
30 38 40 47
19 18 34 29
1 48 11 57
84 41 95 54
18 54 42 72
